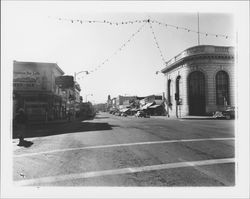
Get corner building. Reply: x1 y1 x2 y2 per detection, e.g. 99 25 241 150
13 61 66 121
161 45 235 118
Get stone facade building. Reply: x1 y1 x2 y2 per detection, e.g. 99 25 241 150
161 45 235 118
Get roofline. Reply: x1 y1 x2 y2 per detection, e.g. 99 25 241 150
161 45 234 73
184 44 234 51
13 60 65 75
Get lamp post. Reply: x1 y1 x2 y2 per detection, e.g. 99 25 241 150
85 94 93 102
74 70 89 81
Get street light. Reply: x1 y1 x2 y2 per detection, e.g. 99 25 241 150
74 70 89 81
85 94 93 102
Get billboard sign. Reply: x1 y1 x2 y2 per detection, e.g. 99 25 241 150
55 75 74 89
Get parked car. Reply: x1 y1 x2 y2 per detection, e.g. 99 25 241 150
115 112 121 116
213 106 235 119
222 106 235 119
135 111 150 118
121 112 127 117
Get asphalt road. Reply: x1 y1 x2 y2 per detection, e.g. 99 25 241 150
13 112 235 186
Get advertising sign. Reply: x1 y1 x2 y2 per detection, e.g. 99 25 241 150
55 76 74 89
13 71 41 90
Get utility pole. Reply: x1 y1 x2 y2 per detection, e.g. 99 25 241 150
198 12 200 45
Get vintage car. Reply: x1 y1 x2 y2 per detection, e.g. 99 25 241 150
213 106 235 119
135 111 150 118
121 112 127 117
115 111 121 116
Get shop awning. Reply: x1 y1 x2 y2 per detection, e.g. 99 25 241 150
120 108 130 113
130 108 139 111
141 102 154 110
149 105 161 109
155 100 164 105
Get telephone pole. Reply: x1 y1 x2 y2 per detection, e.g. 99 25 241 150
198 12 200 45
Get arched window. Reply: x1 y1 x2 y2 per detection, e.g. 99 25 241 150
216 71 230 105
167 79 172 105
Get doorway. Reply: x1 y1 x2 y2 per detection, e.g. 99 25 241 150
188 71 206 115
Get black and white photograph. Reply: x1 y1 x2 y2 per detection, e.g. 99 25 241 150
1 1 249 198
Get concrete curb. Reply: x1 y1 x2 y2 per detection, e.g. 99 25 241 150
179 116 215 120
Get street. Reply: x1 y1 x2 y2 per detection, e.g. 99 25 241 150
13 112 235 186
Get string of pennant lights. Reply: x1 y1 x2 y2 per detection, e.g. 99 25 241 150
52 16 232 39
83 22 147 75
148 21 166 65
150 19 232 39
52 16 233 75
51 16 148 26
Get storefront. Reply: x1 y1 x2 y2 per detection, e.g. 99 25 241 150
13 61 65 121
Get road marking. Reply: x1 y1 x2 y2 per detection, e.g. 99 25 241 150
14 137 234 158
14 158 235 186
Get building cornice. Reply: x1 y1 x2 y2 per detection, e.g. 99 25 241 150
161 45 234 73
13 60 65 75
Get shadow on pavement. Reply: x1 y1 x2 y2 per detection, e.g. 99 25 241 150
13 121 119 139
17 140 33 148
94 116 110 119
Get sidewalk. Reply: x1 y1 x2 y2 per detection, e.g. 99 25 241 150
180 115 215 120
136 115 215 120
28 119 69 125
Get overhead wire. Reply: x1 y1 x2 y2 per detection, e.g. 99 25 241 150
51 16 232 39
51 16 233 75
148 20 166 66
88 21 148 74
151 19 232 39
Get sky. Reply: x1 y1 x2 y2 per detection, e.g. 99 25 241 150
3 1 235 104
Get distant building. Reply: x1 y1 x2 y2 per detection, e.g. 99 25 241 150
94 103 106 112
111 98 117 110
74 82 81 114
140 94 166 116
79 102 95 119
116 95 137 109
55 75 82 118
161 45 235 117
106 95 112 111
13 61 65 121
143 94 164 104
